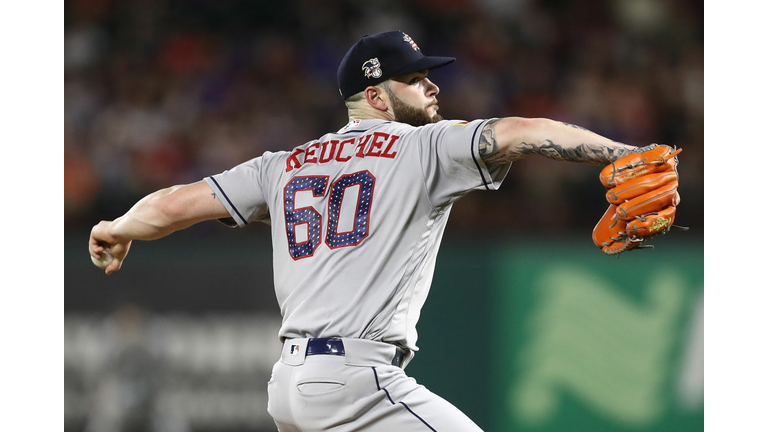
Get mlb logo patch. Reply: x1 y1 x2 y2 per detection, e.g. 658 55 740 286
290 344 301 356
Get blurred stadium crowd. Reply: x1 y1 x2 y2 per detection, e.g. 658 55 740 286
64 0 703 236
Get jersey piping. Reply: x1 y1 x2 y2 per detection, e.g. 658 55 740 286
208 176 248 225
468 120 492 190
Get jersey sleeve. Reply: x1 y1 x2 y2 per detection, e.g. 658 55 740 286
204 152 278 227
415 118 512 207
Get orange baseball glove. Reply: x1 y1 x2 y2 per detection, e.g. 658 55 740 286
592 144 686 256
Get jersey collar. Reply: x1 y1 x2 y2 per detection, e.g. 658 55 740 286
337 119 390 134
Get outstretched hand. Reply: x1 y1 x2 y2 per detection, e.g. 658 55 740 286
89 221 132 275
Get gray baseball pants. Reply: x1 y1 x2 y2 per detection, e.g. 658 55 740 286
267 338 483 431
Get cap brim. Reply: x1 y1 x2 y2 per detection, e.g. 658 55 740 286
390 56 456 78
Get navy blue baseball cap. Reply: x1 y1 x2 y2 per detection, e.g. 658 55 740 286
337 31 456 99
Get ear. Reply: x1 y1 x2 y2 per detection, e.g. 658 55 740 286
364 85 390 112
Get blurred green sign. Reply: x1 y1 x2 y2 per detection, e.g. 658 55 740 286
493 242 703 432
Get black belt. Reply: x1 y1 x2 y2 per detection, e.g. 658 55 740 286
305 337 408 368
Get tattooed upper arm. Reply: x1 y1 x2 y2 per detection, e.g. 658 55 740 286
477 119 499 158
479 119 522 165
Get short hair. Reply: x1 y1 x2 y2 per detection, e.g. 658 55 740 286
344 91 365 108
344 81 392 109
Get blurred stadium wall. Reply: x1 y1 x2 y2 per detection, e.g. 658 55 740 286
65 0 704 431
65 235 703 432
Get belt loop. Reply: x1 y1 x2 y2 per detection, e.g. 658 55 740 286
399 349 415 369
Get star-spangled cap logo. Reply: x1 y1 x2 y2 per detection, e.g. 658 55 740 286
362 57 382 79
402 32 420 51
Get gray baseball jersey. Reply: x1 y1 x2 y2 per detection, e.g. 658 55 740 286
205 118 511 352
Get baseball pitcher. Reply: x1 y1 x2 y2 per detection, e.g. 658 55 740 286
89 31 683 431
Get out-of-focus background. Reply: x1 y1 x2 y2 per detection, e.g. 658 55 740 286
64 0 704 431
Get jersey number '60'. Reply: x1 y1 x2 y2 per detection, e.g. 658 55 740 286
283 171 375 260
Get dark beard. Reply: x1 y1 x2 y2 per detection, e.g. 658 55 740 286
387 89 443 127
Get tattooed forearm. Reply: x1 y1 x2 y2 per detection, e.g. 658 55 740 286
478 117 636 165
558 121 591 132
559 121 627 147
518 140 634 165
